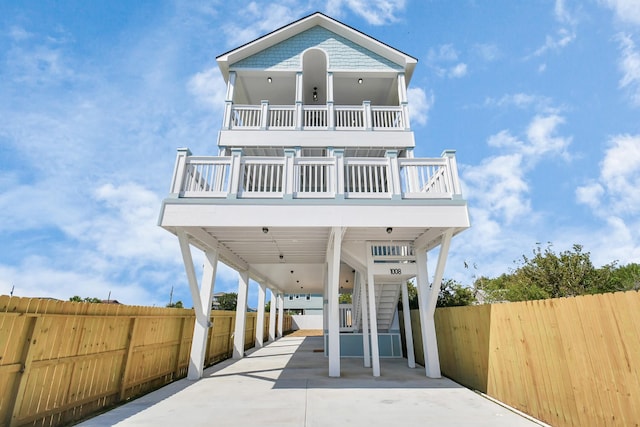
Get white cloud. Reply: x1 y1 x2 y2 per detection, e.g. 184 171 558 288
188 67 228 110
462 114 571 226
616 33 640 106
428 44 458 62
577 134 640 215
600 0 640 25
473 43 500 62
222 1 309 46
449 63 468 78
406 86 433 126
531 28 576 57
525 115 572 159
428 44 469 78
484 92 561 114
326 0 406 25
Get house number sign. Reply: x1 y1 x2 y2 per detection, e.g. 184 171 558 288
390 268 402 275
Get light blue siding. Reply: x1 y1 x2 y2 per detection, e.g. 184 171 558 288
232 26 401 71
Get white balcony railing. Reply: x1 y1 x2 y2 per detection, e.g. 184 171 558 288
225 102 408 131
170 149 462 201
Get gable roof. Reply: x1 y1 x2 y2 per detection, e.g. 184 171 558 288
216 12 418 83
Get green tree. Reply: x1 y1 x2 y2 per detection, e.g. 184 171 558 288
476 243 621 302
69 296 102 303
216 292 237 311
610 263 640 291
437 279 476 307
264 300 271 312
166 300 184 308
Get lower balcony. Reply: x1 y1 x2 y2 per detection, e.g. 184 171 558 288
168 149 463 201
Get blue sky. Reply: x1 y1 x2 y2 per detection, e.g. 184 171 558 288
1 0 639 308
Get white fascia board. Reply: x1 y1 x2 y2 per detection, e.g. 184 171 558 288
160 201 470 229
217 130 415 149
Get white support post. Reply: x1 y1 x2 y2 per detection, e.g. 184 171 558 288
358 272 371 368
268 289 277 342
327 227 342 377
366 252 381 377
169 148 191 196
228 148 242 199
277 293 284 338
295 72 303 130
233 270 249 359
327 72 335 130
386 150 401 199
260 100 269 130
283 148 296 199
442 150 462 198
401 281 416 368
397 72 410 131
363 100 372 131
178 231 218 380
416 247 439 378
334 149 344 199
255 282 266 348
223 71 236 129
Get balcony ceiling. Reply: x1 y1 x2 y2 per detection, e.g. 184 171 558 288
233 72 399 106
182 225 450 295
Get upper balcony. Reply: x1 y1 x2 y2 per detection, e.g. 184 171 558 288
168 148 463 202
224 101 408 132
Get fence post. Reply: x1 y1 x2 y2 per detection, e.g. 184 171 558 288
173 316 187 379
118 317 138 401
8 315 43 427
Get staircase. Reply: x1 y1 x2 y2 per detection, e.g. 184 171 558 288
349 280 400 333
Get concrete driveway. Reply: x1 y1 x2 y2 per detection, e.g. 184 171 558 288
77 335 544 427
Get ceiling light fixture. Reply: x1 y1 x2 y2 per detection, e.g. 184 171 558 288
386 227 393 234
358 78 363 84
262 227 269 234
267 76 272 83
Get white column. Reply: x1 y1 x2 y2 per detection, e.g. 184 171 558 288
295 72 303 130
416 248 439 377
277 293 284 338
178 231 218 380
358 272 371 368
233 270 249 359
401 281 416 368
327 227 342 377
255 282 266 348
366 263 380 377
268 289 277 342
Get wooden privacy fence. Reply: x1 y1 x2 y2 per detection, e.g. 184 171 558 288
0 296 292 427
413 290 640 427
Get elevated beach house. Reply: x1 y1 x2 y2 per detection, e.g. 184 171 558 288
158 12 470 379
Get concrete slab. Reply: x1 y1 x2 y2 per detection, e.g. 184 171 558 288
76 336 543 427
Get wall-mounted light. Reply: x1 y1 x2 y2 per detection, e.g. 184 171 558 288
386 227 393 234
313 87 318 101
267 77 272 83
262 227 269 234
358 78 363 84
279 254 284 260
